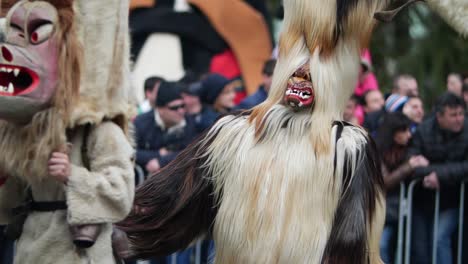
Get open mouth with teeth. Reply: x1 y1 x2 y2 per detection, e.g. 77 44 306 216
285 82 315 109
0 64 39 96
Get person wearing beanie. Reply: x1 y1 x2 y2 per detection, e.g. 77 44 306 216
134 81 197 175
195 74 236 132
236 59 277 110
199 74 236 111
385 94 409 113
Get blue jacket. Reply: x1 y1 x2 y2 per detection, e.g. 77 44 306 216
235 86 268 110
134 111 197 170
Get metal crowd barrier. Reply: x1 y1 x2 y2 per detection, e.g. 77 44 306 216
134 170 210 264
395 182 406 264
398 180 466 264
134 164 146 186
168 240 204 264
457 182 465 264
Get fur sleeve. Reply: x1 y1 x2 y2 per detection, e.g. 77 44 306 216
117 128 219 260
66 122 135 225
0 177 28 225
426 0 468 37
322 123 385 264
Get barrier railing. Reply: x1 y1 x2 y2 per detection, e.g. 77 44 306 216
167 241 204 264
404 179 420 264
399 179 465 264
395 182 406 264
432 190 440 264
457 182 464 264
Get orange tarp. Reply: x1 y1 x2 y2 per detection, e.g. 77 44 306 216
130 0 155 10
189 0 272 95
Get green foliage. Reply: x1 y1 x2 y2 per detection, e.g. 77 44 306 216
371 4 468 106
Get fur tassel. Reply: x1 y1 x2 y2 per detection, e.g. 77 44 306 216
322 122 384 263
118 129 219 260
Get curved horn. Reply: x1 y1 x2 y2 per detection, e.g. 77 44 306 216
374 0 424 22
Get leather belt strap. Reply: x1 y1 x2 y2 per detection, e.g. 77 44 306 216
30 201 67 212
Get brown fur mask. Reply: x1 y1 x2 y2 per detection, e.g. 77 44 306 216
0 0 81 182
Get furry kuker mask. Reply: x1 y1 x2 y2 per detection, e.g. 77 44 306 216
0 0 65 124
0 0 133 131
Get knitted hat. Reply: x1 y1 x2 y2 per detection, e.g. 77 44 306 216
182 81 202 96
156 81 183 107
199 74 231 105
360 49 373 72
385 94 408 112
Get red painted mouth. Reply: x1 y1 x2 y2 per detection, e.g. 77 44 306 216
0 64 39 96
285 82 315 109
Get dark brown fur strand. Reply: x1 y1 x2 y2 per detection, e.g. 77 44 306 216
322 123 384 263
118 130 219 260
335 0 362 43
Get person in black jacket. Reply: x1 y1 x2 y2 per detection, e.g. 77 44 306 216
377 112 429 263
134 81 197 175
0 226 14 264
408 92 468 264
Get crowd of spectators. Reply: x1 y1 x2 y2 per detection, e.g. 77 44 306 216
346 50 468 264
131 50 468 263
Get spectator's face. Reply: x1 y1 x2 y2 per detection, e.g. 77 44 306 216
146 81 161 108
364 90 384 113
403 98 424 124
159 99 186 127
437 106 465 133
406 79 419 97
262 74 273 93
215 84 236 110
343 99 356 122
393 128 411 146
398 78 418 97
182 93 201 114
447 75 463 96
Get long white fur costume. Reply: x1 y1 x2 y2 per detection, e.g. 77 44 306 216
121 0 468 263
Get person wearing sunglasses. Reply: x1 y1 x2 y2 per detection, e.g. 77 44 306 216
134 81 197 176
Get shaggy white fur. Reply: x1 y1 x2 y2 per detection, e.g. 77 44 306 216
427 0 468 37
207 112 339 263
204 109 381 262
71 0 133 128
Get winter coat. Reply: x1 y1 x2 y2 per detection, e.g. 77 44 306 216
0 122 135 264
408 116 468 209
134 111 197 169
235 86 268 110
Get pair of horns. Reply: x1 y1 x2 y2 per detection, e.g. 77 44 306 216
374 0 425 22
